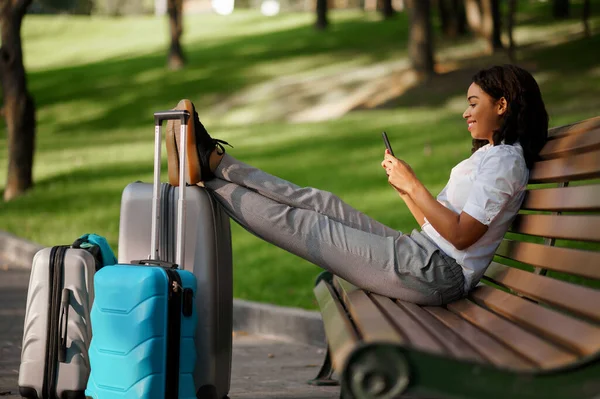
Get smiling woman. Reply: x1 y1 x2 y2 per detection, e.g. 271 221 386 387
164 64 549 306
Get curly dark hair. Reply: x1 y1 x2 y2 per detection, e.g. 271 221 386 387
470 65 549 169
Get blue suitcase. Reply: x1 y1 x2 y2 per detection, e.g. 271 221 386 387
85 263 197 399
86 109 198 399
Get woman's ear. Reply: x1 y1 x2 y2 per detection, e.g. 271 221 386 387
497 97 508 116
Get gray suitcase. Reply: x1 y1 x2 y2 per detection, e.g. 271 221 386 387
18 246 96 399
118 181 233 399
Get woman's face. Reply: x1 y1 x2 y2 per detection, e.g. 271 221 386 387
462 83 506 142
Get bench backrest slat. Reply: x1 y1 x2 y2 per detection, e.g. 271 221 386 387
495 239 600 280
447 299 577 368
539 127 600 160
521 184 600 212
424 306 535 369
470 286 600 356
529 151 600 183
509 214 600 242
547 116 600 139
483 262 600 322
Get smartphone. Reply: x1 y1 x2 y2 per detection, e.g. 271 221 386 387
382 131 394 157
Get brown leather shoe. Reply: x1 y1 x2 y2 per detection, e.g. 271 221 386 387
166 99 202 186
166 99 231 186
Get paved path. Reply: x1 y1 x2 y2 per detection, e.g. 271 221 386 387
0 268 339 398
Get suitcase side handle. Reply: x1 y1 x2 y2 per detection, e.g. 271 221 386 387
150 110 190 267
58 288 70 363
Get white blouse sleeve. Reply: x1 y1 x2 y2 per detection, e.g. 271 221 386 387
462 148 525 226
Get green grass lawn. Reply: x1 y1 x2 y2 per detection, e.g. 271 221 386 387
1 4 599 309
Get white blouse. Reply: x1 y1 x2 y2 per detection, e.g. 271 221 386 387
421 143 529 292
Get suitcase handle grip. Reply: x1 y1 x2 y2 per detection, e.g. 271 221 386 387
58 288 70 363
153 110 190 126
131 259 179 269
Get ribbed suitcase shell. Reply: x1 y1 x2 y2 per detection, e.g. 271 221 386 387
85 265 197 399
118 182 233 399
18 247 96 399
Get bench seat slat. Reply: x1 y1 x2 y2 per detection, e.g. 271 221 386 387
521 185 600 212
483 262 600 322
495 239 600 280
548 116 600 139
470 286 600 356
333 278 405 344
370 293 446 354
539 127 600 160
529 150 600 183
395 300 485 363
509 214 600 242
314 280 359 370
424 306 534 370
447 299 577 368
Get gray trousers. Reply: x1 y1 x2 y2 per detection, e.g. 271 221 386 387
205 154 464 305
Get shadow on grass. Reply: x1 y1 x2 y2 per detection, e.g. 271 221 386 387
29 15 410 139
513 0 600 27
367 33 600 116
0 161 156 215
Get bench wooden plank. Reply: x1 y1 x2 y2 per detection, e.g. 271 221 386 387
521 185 600 212
483 262 600 322
333 278 405 344
548 116 600 139
370 293 446 354
539 127 600 160
314 280 359 370
495 239 600 280
529 150 600 183
447 299 577 368
396 300 485 363
509 214 600 242
424 306 535 370
470 286 600 356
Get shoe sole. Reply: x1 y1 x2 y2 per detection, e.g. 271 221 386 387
166 99 203 186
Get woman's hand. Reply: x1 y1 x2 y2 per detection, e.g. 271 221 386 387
381 150 418 195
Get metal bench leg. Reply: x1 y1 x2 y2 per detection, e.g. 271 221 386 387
308 347 339 386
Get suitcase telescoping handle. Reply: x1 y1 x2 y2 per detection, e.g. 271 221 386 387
151 110 190 268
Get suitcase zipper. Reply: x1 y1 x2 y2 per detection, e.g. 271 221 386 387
43 246 68 399
164 269 183 399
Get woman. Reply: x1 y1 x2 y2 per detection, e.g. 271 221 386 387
166 64 548 306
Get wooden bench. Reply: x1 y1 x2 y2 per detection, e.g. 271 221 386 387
309 116 600 399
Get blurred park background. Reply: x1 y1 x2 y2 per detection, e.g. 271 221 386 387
0 0 598 309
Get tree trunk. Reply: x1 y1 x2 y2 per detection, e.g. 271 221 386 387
465 0 483 35
167 0 185 70
465 0 502 53
438 0 466 38
507 0 517 61
439 0 451 34
0 0 36 202
380 0 395 19
315 0 328 30
552 0 570 19
582 0 590 37
481 0 503 52
407 0 435 78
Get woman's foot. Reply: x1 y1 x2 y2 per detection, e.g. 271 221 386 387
166 99 231 186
